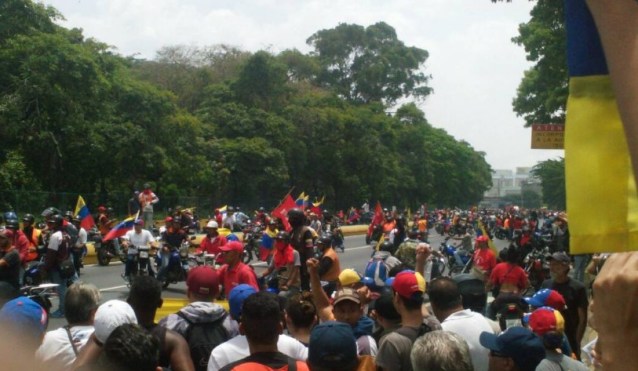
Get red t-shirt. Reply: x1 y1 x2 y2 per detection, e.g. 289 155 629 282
489 262 528 292
473 248 496 272
196 235 228 256
218 262 260 298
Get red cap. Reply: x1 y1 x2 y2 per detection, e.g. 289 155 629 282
528 307 565 336
220 241 243 253
476 235 489 243
392 271 425 300
186 266 219 297
164 216 173 223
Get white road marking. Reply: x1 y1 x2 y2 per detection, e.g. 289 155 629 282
99 285 128 292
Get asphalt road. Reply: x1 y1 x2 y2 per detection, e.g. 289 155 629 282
45 230 510 330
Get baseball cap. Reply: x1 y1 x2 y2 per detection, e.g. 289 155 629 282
528 307 565 336
392 270 426 300
0 296 48 338
206 220 218 229
338 269 362 287
134 219 144 226
333 287 361 306
372 290 400 321
524 289 566 310
479 327 545 371
220 241 243 253
93 300 137 344
308 321 358 370
547 252 570 264
228 284 257 320
186 266 219 297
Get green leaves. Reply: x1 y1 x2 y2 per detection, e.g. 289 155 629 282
531 158 565 209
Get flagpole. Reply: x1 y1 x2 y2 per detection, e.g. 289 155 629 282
277 186 296 207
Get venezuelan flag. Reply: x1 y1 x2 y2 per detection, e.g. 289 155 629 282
564 0 638 253
74 196 95 230
295 192 308 209
103 212 139 241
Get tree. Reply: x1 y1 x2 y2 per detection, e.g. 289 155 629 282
307 22 432 106
531 158 565 209
493 0 567 126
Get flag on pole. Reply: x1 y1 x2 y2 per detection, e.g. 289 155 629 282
368 201 384 238
295 192 308 209
272 195 296 231
103 212 139 241
312 195 325 207
74 196 95 230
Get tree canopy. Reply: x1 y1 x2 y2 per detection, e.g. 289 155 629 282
0 0 493 213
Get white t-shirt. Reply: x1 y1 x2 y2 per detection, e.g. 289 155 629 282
47 231 63 252
207 334 308 371
123 229 154 254
76 228 87 248
441 309 495 371
36 325 94 371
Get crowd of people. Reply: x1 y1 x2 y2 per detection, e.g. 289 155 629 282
0 205 635 370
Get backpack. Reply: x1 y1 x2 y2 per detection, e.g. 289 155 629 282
177 312 230 371
394 322 433 343
57 232 75 279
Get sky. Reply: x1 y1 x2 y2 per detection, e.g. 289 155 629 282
39 0 564 171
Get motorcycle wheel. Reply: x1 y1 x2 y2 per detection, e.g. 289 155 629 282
242 249 253 264
97 249 111 266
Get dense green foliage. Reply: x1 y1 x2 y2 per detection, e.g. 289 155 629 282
531 158 565 209
0 0 492 213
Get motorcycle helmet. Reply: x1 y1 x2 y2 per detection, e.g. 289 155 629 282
64 210 74 221
287 208 305 228
22 213 35 224
3 211 17 222
4 219 19 230
275 231 290 241
49 214 65 229
317 234 332 247
380 240 395 253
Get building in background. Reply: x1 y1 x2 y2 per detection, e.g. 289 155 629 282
482 167 542 208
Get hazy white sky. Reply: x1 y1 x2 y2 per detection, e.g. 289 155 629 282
39 0 564 171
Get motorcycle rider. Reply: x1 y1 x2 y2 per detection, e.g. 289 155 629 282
3 217 30 267
21 213 42 263
0 230 21 290
121 219 155 281
157 217 188 283
195 220 227 261
288 208 314 291
260 231 301 297
222 206 236 231
233 207 249 230
259 220 278 262
98 206 120 257
452 226 474 267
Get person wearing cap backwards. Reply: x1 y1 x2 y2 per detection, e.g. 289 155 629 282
528 308 589 371
121 218 156 281
307 259 378 356
159 266 237 371
472 235 497 282
0 229 21 289
315 234 341 296
139 183 159 229
376 270 431 371
540 251 588 359
217 240 259 298
479 326 546 371
196 220 228 261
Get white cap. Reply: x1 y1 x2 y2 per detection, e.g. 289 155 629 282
93 300 137 344
206 220 218 229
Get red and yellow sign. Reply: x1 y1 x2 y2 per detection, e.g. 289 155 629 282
531 124 564 149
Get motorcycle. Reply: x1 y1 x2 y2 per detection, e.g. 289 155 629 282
20 283 59 314
123 245 156 286
158 238 196 289
439 237 472 276
93 229 125 266
523 245 551 291
23 245 48 286
242 222 263 264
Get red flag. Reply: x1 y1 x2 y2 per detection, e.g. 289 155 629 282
368 201 384 236
272 194 296 231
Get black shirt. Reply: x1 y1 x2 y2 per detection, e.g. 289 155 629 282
541 278 588 349
0 249 21 289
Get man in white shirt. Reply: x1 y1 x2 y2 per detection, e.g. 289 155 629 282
207 285 307 371
36 282 101 371
428 277 495 371
121 219 155 281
